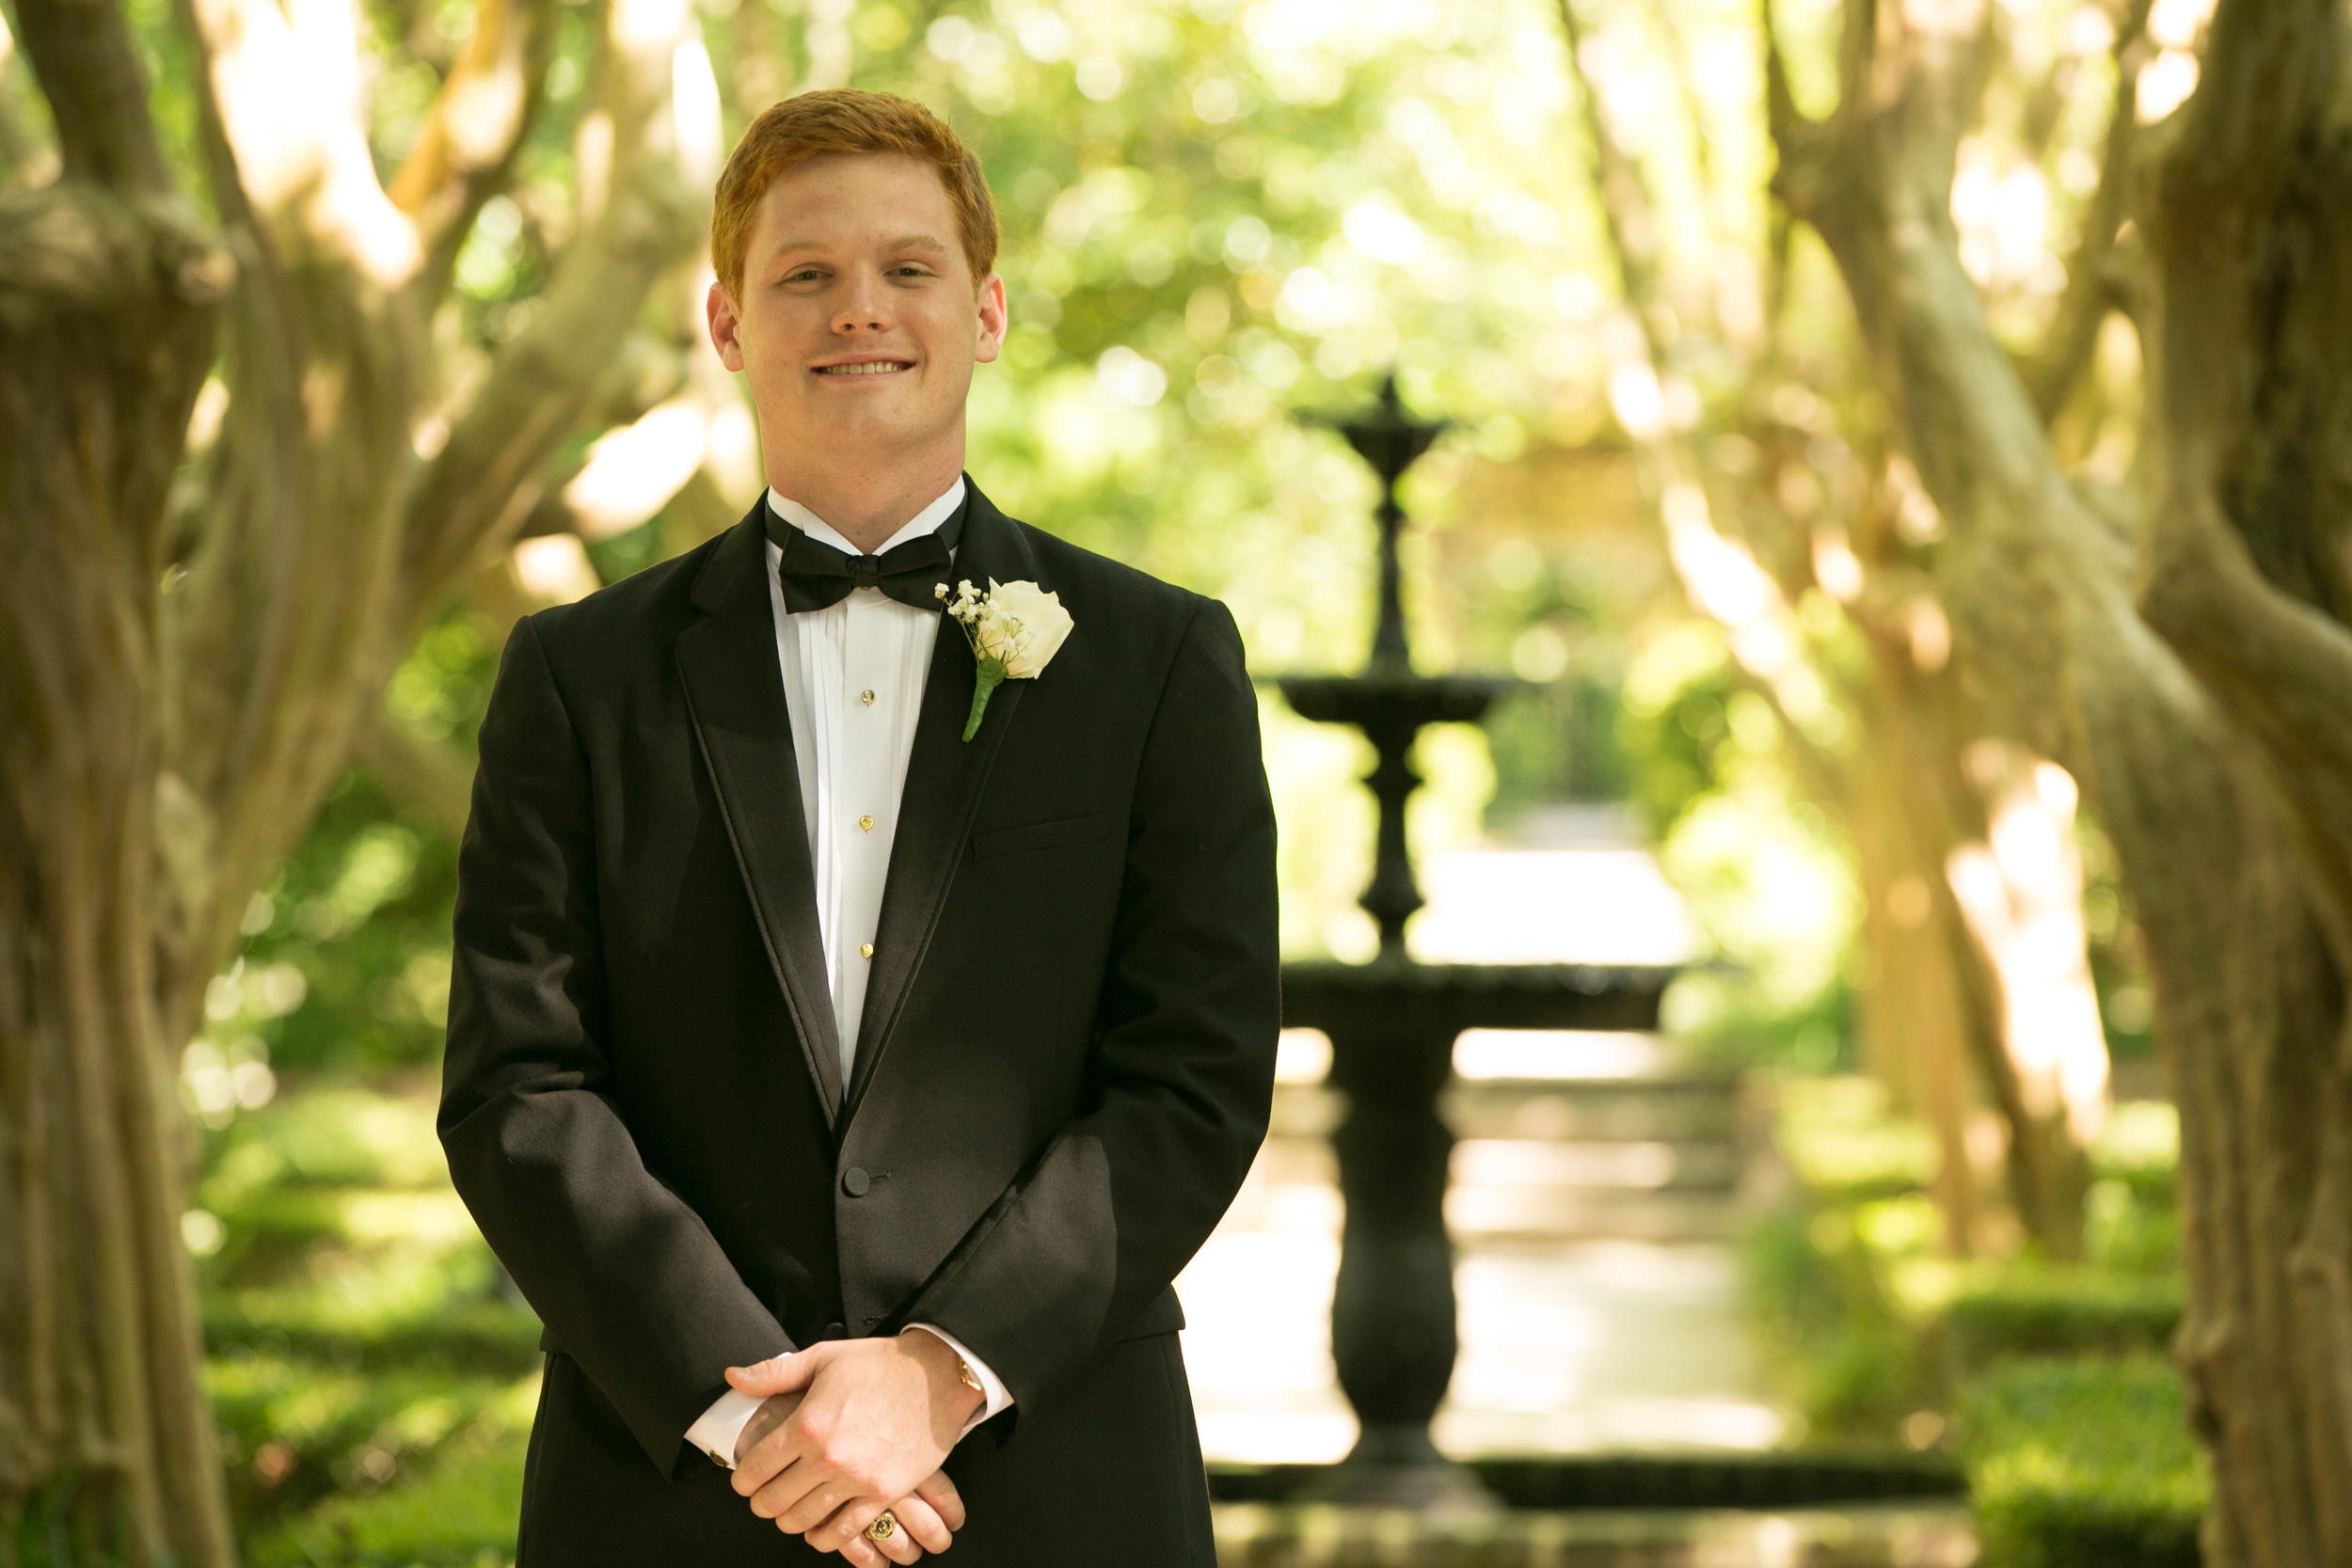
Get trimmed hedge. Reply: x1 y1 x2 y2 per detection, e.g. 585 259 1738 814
1962 1356 2204 1568
1943 1269 2182 1375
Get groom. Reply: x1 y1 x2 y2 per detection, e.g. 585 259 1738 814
439 89 1279 1566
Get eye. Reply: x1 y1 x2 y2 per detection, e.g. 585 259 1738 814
784 266 827 283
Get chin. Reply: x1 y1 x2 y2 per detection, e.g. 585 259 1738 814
818 407 914 445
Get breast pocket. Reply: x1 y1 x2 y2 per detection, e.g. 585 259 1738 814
971 811 1114 859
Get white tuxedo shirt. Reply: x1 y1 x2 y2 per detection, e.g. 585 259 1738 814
685 478 1012 1468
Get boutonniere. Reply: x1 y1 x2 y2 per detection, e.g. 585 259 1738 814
936 578 1075 741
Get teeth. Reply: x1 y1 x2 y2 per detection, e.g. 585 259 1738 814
818 362 908 375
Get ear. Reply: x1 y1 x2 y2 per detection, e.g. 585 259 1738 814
707 279 748 372
973 273 1008 366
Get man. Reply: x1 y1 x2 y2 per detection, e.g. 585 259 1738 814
439 90 1279 1566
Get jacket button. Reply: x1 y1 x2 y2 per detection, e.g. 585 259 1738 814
842 1166 871 1197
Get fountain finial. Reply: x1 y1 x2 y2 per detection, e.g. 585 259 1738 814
1328 372 1445 675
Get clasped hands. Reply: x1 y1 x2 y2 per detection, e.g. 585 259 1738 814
726 1330 985 1565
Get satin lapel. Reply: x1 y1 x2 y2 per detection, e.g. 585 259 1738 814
675 508 844 1123
842 483 1039 1119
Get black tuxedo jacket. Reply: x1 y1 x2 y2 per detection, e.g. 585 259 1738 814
439 483 1278 1563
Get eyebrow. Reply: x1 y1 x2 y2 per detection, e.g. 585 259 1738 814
769 234 954 263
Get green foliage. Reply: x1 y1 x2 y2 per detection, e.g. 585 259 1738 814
1961 1358 2206 1568
1775 1077 1942 1204
191 1087 540 1541
1485 670 1629 816
1458 534 1640 819
580 515 668 586
2092 1100 2180 1201
384 613 501 752
2 1475 140 1568
1742 1206 1936 1441
1742 1072 2205 1568
217 772 461 1075
1744 1084 1948 1438
1619 635 1741 842
1746 1071 2192 1487
1610 623 1867 1069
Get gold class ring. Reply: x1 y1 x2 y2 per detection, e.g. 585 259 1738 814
865 1512 898 1544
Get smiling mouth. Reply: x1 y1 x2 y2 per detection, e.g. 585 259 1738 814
815 361 912 376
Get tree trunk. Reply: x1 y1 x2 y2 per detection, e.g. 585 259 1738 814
0 183 235 1565
2130 8 2352 1560
1846 655 1995 1254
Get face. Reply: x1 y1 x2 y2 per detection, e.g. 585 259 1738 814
708 152 1007 483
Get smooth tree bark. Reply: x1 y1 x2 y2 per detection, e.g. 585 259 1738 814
1763 0 2352 1558
0 0 711 1553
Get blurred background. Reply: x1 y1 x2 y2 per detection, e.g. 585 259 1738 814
9 0 2312 1561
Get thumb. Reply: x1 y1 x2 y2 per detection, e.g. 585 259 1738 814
725 1349 816 1396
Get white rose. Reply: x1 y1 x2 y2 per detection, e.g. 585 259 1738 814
978 578 1074 678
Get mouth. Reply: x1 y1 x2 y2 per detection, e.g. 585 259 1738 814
814 359 914 377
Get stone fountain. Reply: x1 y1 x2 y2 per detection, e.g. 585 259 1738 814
1273 375 1677 1509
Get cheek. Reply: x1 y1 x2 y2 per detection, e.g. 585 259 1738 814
919 310 983 367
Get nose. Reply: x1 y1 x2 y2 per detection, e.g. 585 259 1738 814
832 268 893 336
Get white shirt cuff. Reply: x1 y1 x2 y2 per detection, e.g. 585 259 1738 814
685 1384 770 1471
903 1323 1014 1439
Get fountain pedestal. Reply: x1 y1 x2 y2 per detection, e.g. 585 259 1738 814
1281 963 1672 1507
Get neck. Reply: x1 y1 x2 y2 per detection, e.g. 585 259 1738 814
766 442 966 555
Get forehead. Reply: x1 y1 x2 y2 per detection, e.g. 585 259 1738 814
749 151 962 254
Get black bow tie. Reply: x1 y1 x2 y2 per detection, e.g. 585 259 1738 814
765 495 966 614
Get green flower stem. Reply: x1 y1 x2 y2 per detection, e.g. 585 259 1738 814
962 658 1007 741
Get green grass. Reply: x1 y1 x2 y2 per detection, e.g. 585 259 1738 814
246 1426 528 1568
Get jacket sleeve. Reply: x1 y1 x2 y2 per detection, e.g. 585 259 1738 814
899 597 1280 1416
438 614 789 1477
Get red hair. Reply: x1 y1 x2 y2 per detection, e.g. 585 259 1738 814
710 89 999 297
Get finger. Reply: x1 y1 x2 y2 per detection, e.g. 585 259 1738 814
888 1495 951 1554
726 1349 817 1398
731 1444 782 1497
729 1399 800 1494
875 1513 925 1566
810 1497 895 1557
776 1479 858 1535
748 1461 828 1523
913 1470 967 1533
838 1536 888 1568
